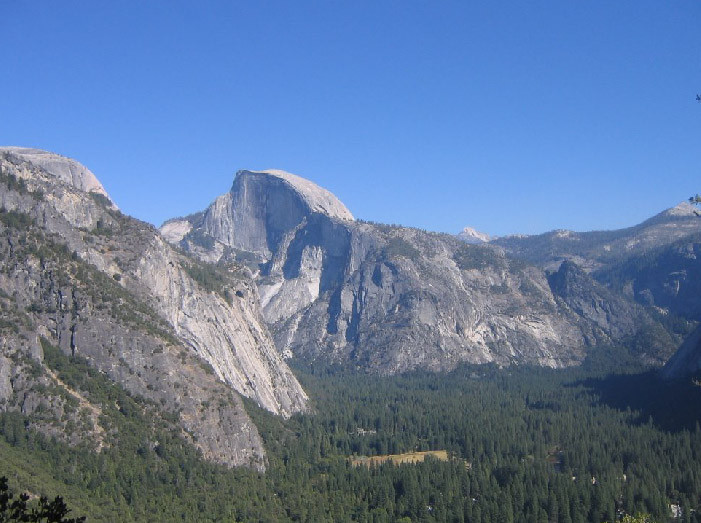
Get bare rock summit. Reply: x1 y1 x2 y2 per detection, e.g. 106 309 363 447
0 146 116 207
457 226 490 244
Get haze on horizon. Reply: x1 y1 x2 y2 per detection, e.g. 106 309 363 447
0 1 699 237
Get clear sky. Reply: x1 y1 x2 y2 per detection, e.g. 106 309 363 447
1 1 699 237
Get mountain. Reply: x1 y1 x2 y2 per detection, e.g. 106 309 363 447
593 233 701 321
162 169 680 372
456 226 490 244
606 233 701 380
493 202 701 272
492 203 701 377
0 148 307 469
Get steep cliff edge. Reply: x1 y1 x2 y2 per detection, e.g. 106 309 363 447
0 148 308 468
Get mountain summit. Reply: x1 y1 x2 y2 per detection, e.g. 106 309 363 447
0 147 115 206
457 226 490 244
243 169 354 221
161 168 353 260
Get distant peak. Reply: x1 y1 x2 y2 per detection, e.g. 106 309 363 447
457 226 490 244
236 169 354 221
641 200 701 226
663 200 700 217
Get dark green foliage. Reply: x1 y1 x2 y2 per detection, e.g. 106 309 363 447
90 219 113 237
197 359 216 376
453 243 505 270
181 261 230 301
624 321 680 360
248 362 701 522
88 192 113 209
382 237 420 260
3 361 701 521
183 228 215 250
0 476 85 523
0 170 44 201
0 209 34 230
2 339 281 522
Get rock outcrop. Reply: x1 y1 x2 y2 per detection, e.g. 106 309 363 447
163 169 353 260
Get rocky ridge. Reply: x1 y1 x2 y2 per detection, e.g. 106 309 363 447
492 201 701 378
163 169 682 373
493 202 701 272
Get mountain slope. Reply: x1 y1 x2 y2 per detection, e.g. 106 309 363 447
0 148 308 468
163 169 677 372
594 233 701 321
492 201 701 376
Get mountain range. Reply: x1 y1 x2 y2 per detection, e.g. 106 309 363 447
1 146 700 470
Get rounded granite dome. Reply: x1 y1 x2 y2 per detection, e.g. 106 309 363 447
237 169 354 222
0 146 115 206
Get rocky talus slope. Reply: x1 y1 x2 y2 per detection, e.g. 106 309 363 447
164 169 680 373
0 148 308 469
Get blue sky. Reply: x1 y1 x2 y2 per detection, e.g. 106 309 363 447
1 1 699 236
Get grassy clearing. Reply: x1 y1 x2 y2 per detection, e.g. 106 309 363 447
349 449 451 467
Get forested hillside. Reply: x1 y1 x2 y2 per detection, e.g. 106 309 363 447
2 359 700 522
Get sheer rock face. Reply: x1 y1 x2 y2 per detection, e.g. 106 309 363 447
165 169 676 374
132 233 307 416
594 236 701 323
272 224 590 372
547 261 640 340
164 169 354 259
0 149 309 469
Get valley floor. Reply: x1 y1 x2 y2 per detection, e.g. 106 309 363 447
2 357 701 522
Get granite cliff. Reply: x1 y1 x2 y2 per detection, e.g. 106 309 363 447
163 169 681 372
0 148 308 469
